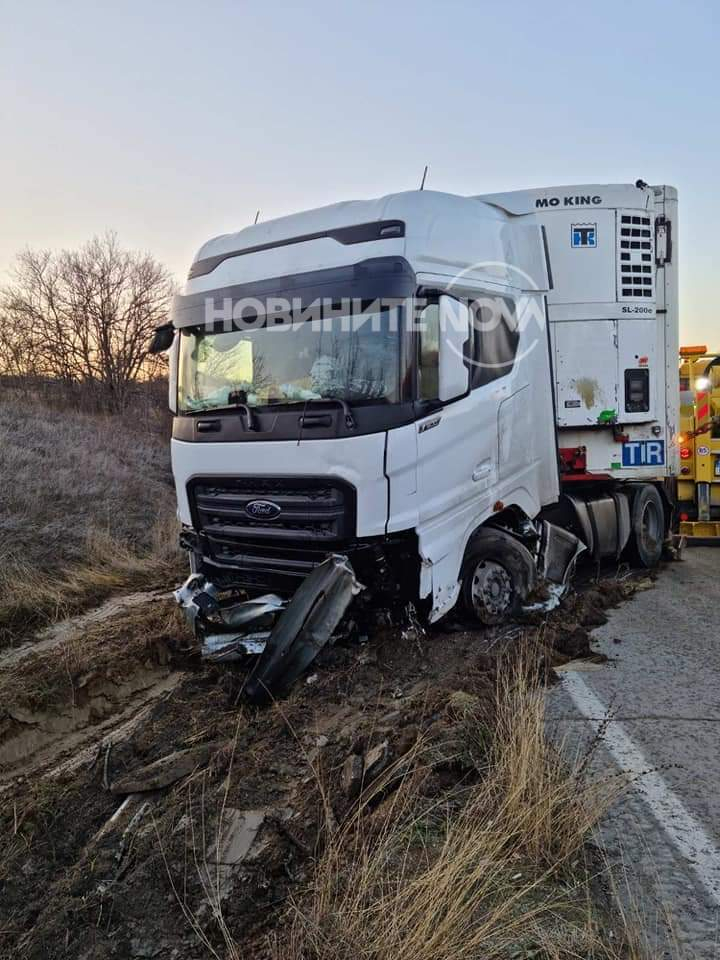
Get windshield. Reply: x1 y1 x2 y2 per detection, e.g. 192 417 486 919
178 304 403 413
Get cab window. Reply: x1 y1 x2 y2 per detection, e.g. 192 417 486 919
417 302 440 400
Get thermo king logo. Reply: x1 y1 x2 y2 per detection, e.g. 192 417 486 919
571 223 597 248
536 195 602 208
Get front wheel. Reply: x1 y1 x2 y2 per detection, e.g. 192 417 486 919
460 529 536 625
625 484 665 568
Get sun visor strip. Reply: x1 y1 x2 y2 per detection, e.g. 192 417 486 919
170 257 417 330
188 220 406 279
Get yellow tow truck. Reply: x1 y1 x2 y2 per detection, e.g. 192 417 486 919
677 345 720 538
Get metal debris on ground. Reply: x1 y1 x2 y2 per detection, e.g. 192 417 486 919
201 630 271 661
174 575 286 661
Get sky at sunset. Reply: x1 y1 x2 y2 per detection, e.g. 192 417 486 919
2 0 718 344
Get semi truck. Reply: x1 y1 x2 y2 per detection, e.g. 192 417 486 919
152 181 679 684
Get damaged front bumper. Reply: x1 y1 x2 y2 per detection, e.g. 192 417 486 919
174 554 363 700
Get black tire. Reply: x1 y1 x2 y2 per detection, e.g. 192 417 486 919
459 528 536 625
625 484 665 568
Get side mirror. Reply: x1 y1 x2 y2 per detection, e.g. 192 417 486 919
149 323 175 355
438 296 471 402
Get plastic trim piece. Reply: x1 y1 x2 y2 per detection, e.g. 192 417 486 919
244 554 363 703
188 220 406 279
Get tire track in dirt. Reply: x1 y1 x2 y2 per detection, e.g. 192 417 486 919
0 590 168 668
0 670 183 785
0 590 191 786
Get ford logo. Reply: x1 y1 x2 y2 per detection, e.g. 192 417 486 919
245 499 282 520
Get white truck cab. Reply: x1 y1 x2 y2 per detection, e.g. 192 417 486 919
157 182 678 628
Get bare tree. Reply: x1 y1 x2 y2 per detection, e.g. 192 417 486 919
0 233 175 411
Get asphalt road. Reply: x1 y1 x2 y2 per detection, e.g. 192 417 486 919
549 546 720 958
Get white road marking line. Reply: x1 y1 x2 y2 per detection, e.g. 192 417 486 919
561 670 720 908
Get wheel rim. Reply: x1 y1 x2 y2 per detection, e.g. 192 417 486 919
640 499 662 551
470 559 513 618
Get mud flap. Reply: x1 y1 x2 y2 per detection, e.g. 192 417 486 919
520 523 585 614
244 554 363 705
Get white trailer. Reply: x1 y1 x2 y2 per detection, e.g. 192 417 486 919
154 181 678 639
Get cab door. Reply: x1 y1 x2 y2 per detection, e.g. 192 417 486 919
415 297 500 536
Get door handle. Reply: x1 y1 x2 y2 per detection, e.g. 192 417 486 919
472 460 492 482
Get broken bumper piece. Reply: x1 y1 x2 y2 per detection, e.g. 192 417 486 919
245 553 363 704
174 555 363 698
174 575 286 660
202 631 271 660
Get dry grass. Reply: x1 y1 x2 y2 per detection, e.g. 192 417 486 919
276 656 639 960
0 597 190 714
0 514 183 645
0 396 182 644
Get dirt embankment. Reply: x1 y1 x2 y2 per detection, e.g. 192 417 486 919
0 572 653 960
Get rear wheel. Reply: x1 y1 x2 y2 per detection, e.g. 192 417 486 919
626 484 664 568
460 529 536 625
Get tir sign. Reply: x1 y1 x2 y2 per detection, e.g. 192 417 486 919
571 223 597 248
621 440 665 467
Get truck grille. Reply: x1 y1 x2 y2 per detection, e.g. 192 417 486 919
189 476 356 550
617 211 654 299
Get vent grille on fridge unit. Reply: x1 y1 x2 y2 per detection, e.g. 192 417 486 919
618 213 654 299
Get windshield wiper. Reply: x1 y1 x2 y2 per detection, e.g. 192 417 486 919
292 397 356 429
226 392 258 431
190 401 259 429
